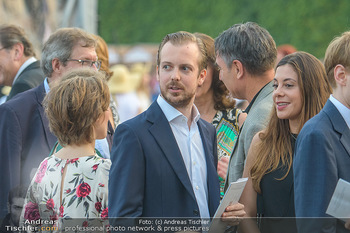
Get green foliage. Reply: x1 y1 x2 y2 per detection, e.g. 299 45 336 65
98 0 350 58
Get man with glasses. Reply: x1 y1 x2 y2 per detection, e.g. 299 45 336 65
0 24 45 102
0 27 100 220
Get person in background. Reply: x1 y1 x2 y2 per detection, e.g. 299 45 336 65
20 68 111 231
0 186 27 233
276 44 297 66
294 31 350 233
130 62 152 113
48 34 117 159
215 22 276 186
108 64 142 123
0 24 45 102
0 27 99 220
239 52 332 233
194 32 247 199
93 34 119 158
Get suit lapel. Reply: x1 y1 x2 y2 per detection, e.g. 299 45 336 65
35 83 57 149
325 100 350 157
340 130 350 157
197 120 219 215
147 102 196 201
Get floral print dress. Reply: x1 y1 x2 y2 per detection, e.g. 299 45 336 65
212 108 242 198
20 154 111 232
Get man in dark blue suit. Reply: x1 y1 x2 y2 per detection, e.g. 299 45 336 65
0 27 99 220
0 24 44 102
294 31 350 233
109 32 245 230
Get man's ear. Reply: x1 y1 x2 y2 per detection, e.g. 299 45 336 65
334 64 347 86
232 60 244 80
51 58 63 74
12 43 24 61
198 68 207 86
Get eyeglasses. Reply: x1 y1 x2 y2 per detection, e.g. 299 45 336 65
66 59 101 70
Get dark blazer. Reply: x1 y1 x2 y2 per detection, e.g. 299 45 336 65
108 101 220 219
0 83 57 219
294 100 350 233
6 60 45 101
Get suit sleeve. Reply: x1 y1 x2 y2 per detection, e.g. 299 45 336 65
0 104 22 219
108 123 145 219
293 127 338 233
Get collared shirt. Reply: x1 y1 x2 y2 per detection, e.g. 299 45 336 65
12 57 37 85
329 95 350 130
243 81 271 114
157 95 209 218
44 78 111 159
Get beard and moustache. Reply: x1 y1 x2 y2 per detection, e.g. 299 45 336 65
160 80 196 109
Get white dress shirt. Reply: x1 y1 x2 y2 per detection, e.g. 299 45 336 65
157 95 209 218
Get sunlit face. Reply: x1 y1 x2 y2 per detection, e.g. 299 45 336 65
94 109 110 140
216 55 239 98
196 64 214 99
61 45 98 75
273 64 303 124
157 41 205 109
0 45 17 86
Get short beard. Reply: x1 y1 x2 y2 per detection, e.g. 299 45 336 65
160 83 195 109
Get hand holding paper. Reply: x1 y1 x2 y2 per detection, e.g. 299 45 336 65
208 177 248 233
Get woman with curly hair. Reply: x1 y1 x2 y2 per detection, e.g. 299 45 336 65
20 68 111 231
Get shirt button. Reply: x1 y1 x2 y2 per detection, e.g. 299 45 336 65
193 210 199 216
193 161 196 165
195 185 199 190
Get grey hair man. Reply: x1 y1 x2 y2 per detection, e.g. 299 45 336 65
0 24 45 102
215 22 277 186
0 27 98 219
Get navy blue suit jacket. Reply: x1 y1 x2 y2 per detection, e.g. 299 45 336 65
294 100 350 233
0 83 57 219
109 101 220 219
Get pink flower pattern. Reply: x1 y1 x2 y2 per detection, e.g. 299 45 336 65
46 199 54 210
34 160 48 183
24 202 41 221
22 155 110 226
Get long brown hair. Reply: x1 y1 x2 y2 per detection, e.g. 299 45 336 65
194 32 236 110
250 51 332 193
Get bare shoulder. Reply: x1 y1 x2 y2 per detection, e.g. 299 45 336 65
250 130 264 150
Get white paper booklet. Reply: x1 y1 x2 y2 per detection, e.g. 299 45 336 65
326 178 350 222
208 177 248 233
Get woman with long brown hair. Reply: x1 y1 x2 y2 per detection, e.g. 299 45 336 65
239 51 332 233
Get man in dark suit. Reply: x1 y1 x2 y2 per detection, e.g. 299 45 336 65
109 32 245 230
294 31 350 233
0 27 99 220
0 24 44 101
